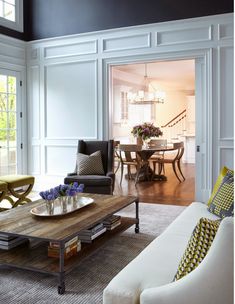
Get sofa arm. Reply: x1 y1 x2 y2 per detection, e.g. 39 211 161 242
106 171 114 178
140 217 234 304
67 172 77 177
106 171 115 191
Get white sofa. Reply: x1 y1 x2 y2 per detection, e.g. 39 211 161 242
103 202 234 304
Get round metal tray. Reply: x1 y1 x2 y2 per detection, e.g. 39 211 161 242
30 197 94 217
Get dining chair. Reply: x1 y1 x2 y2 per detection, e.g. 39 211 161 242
114 140 121 174
148 139 167 148
149 139 167 174
151 141 185 182
118 144 141 185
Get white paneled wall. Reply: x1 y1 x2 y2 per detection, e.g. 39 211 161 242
45 60 97 139
24 13 234 195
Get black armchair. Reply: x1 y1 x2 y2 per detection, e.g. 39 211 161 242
64 140 115 194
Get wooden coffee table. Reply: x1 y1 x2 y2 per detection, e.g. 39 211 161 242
0 193 139 294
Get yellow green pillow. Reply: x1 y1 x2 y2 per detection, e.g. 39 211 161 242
174 218 220 281
208 170 234 218
207 166 233 206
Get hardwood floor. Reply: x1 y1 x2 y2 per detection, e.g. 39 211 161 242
113 163 195 206
0 164 194 209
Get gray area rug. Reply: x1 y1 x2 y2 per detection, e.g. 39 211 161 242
0 203 185 304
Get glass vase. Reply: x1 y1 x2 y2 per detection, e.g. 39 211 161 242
136 136 143 146
58 196 67 213
68 195 77 208
45 199 55 215
143 138 150 148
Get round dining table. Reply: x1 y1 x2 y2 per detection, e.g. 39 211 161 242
134 143 177 183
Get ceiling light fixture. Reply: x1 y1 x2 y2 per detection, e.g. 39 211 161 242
127 63 166 104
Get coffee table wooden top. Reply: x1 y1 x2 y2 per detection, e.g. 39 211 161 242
0 193 138 242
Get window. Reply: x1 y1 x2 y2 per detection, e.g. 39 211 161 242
120 91 128 121
0 71 22 175
0 0 23 32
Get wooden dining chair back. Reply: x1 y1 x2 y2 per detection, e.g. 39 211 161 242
114 140 121 173
149 139 167 173
149 139 167 147
152 141 185 182
118 144 141 185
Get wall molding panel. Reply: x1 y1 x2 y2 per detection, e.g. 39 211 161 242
0 33 25 65
102 33 151 52
155 25 212 46
43 59 98 140
217 45 234 141
44 40 98 59
28 65 40 140
22 12 235 191
45 145 77 176
31 145 41 175
218 146 234 170
218 22 234 40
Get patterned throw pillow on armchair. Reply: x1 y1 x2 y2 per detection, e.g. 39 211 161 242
76 150 105 175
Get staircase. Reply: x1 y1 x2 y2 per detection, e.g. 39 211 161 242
161 109 187 142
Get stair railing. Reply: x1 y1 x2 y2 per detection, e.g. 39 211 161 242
161 109 186 141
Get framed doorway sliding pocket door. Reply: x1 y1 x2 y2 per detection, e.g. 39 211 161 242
0 69 22 175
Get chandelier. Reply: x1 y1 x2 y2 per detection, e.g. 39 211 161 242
127 63 166 104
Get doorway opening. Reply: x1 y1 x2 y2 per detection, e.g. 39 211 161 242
110 59 196 204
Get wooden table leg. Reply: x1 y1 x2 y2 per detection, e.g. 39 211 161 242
135 199 140 233
58 242 66 294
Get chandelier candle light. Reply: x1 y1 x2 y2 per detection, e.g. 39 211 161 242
127 63 166 104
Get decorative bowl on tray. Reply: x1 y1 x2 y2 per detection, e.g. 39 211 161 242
30 196 94 217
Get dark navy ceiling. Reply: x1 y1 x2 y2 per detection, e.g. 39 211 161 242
0 0 233 41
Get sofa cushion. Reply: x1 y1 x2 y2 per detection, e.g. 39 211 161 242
76 150 105 175
173 217 220 281
207 166 233 206
64 175 112 186
208 170 234 218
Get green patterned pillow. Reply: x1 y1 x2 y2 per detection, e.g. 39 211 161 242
174 218 220 281
207 170 234 218
207 166 232 206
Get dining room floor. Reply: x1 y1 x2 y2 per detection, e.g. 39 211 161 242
113 163 195 206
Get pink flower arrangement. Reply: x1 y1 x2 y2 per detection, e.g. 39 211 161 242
131 122 163 140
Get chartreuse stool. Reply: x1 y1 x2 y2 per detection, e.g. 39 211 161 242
0 181 8 211
0 175 35 209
